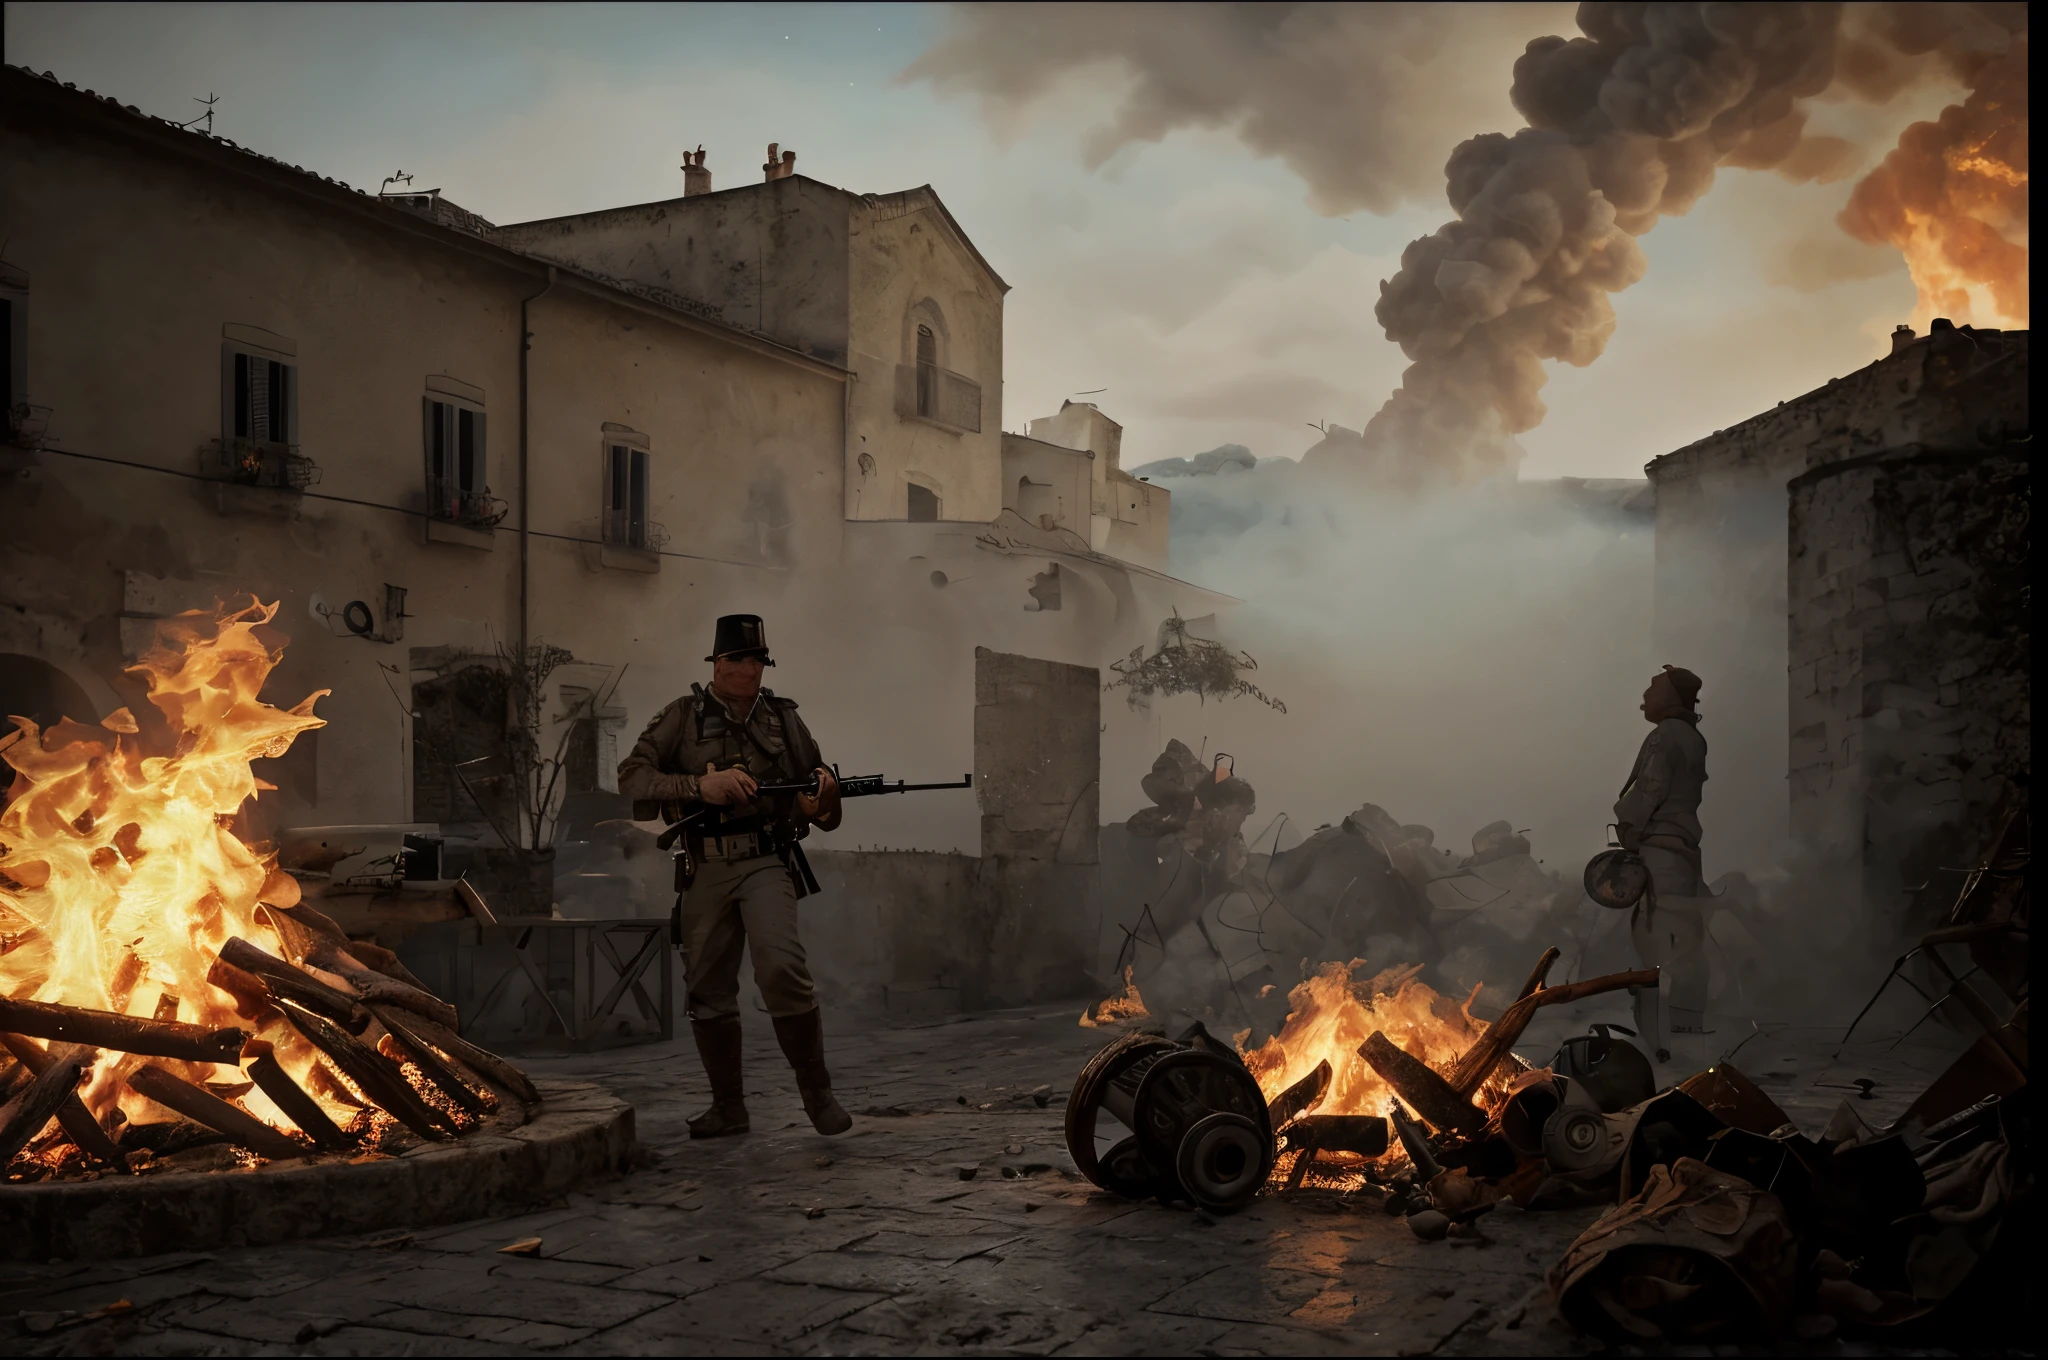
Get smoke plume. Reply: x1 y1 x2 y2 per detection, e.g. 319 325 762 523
913 2 2031 484
1837 6 2029 327
900 3 1564 216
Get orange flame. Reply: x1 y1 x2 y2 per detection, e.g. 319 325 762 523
1841 36 2029 329
1079 966 1150 1028
0 601 328 1133
1242 960 1512 1124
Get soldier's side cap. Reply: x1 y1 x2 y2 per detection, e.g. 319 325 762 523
707 613 775 665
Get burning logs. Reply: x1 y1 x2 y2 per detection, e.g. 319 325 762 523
1443 966 1659 1097
124 1063 306 1161
1357 1032 1489 1136
0 995 250 1065
1 1033 126 1168
275 999 455 1141
373 1010 488 1117
216 937 368 1032
0 1043 94 1166
374 1008 541 1106
242 1042 354 1151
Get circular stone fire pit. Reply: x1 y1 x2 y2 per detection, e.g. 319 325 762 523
0 1079 634 1262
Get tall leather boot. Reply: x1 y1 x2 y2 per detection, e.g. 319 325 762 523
687 1016 750 1139
771 1008 853 1136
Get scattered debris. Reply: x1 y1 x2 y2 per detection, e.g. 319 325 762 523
497 1237 543 1256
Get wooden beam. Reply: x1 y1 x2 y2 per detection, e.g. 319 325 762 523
123 1063 306 1160
0 1043 94 1167
0 1033 127 1169
0 995 248 1064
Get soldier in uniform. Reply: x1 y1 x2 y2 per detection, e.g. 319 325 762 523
1613 664 1710 1059
617 615 851 1138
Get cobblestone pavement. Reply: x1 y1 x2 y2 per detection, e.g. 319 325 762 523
2 1000 1971 1356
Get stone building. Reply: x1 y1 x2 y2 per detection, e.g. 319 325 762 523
0 67 1234 1015
1647 321 2029 926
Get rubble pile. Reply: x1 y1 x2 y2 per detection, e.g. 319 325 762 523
1075 788 2032 1346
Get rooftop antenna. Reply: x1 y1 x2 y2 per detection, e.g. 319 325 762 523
1073 388 1107 396
180 92 220 135
380 171 415 196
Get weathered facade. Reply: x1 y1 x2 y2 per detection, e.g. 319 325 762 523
1647 321 2029 924
1002 401 1171 570
491 166 1007 526
0 69 1235 1014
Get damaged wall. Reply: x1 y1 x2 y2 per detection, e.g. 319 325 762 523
1789 440 2030 930
1650 321 2029 913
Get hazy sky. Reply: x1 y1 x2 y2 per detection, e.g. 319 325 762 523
4 2 1961 476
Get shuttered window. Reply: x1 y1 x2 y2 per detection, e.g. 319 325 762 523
229 351 297 445
425 398 488 520
915 324 937 418
604 442 651 548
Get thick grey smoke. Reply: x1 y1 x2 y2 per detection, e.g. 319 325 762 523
1354 3 1852 485
911 3 2023 484
900 3 1565 216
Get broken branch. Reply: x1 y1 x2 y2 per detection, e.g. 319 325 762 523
1445 965 1660 1097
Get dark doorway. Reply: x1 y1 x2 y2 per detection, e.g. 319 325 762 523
907 482 940 521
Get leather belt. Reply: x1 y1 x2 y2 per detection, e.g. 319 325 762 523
699 831 764 863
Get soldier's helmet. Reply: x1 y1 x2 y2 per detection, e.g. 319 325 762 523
707 614 774 665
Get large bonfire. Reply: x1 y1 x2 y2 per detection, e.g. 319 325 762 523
1 602 526 1175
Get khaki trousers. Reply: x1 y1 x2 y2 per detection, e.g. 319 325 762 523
1632 844 1709 1016
679 853 817 1021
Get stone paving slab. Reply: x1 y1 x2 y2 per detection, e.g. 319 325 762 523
0 1002 1986 1356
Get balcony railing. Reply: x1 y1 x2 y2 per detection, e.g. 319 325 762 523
203 437 321 491
600 510 669 554
427 475 509 530
895 362 982 434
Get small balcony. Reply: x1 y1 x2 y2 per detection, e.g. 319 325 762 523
204 437 321 491
427 475 509 530
598 510 667 572
895 362 983 435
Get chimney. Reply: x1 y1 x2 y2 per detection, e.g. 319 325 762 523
763 143 796 182
682 145 711 197
1890 323 1915 355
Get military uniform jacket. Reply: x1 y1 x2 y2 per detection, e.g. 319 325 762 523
1614 715 1708 848
617 686 825 834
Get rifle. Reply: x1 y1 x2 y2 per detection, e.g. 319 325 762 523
639 768 973 852
640 768 972 945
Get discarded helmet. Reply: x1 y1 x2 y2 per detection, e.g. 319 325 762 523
1551 1024 1658 1114
1584 847 1651 910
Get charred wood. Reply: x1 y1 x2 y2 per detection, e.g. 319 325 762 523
245 1051 355 1150
1357 1032 1487 1135
275 998 454 1140
1445 965 1659 1097
1 1043 95 1167
216 937 368 1033
371 1008 488 1116
1266 1059 1332 1130
340 937 434 995
377 1008 540 1106
308 943 457 1029
1513 947 1562 1003
124 1063 306 1160
1 1033 126 1169
0 994 249 1064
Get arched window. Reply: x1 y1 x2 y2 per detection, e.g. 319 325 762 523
915 324 937 418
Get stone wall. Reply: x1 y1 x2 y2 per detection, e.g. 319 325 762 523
1789 443 2030 927
1648 322 2029 893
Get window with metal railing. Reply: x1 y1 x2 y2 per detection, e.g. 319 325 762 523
424 395 505 528
601 435 667 552
211 337 318 489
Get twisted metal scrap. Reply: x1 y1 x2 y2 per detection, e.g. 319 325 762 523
1106 613 1287 713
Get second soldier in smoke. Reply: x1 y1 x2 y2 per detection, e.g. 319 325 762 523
617 614 852 1138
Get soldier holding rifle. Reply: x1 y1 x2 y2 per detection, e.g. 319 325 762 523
617 614 850 1138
